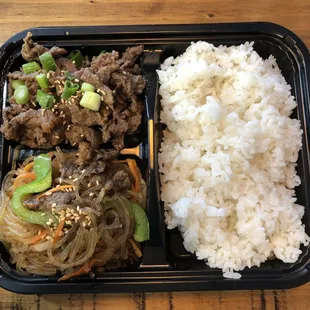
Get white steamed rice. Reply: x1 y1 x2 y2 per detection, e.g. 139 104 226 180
157 41 310 279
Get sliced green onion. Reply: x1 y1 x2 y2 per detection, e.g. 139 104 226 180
39 52 57 71
81 82 95 93
62 80 79 99
11 80 25 90
22 61 41 74
36 73 50 89
64 71 74 81
67 50 84 66
79 91 101 111
36 90 55 109
99 50 107 55
14 85 30 105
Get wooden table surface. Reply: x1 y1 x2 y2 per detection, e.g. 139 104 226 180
1 0 310 309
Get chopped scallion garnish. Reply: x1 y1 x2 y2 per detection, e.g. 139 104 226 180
14 85 30 105
22 61 41 74
79 91 101 111
36 90 55 109
11 80 25 90
67 50 84 67
36 73 50 89
62 80 79 99
81 82 95 93
39 52 57 71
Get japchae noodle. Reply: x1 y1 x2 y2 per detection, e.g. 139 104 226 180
0 148 148 281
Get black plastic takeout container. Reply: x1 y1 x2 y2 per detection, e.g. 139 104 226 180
0 22 310 294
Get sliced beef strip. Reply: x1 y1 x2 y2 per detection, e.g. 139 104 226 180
65 125 102 149
0 109 66 148
68 104 109 127
111 71 145 99
73 68 100 88
117 45 144 69
90 51 120 72
23 191 75 211
111 169 131 192
21 32 67 62
59 153 109 179
97 64 119 85
65 125 102 165
78 141 95 165
55 58 77 73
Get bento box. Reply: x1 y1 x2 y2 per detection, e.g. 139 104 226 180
0 22 309 294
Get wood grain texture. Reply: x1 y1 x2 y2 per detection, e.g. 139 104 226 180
0 0 310 309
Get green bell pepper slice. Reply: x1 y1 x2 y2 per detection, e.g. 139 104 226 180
11 154 54 226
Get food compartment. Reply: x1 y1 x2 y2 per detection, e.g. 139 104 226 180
155 35 310 276
0 35 155 282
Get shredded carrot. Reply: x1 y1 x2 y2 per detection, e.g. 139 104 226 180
125 159 141 192
28 230 49 245
58 258 99 282
13 172 36 190
53 220 65 244
23 162 34 173
37 185 75 200
111 160 127 164
129 238 142 258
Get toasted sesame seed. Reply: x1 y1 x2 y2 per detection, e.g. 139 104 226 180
52 203 56 208
86 216 90 221
96 180 99 186
65 230 69 234
63 121 66 125
47 72 50 78
88 183 91 188
49 218 54 223
61 81 65 85
55 135 59 139
72 60 76 64
97 89 100 93
101 96 104 101
65 220 70 225
41 213 46 216
70 209 74 214
73 177 78 182
75 216 80 221
60 216 65 221
38 230 42 235
88 221 92 226
101 90 106 96
46 236 52 240
79 210 82 215
68 176 72 179
59 178 63 184
89 192 94 197
77 206 80 211
61 98 65 104
82 222 86 227
80 134 84 138
52 108 55 112
66 214 71 218
81 169 86 174
74 79 79 83
65 189 70 192
41 109 45 116
46 221 51 225
68 220 72 225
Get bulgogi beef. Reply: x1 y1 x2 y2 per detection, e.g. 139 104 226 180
1 32 145 164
